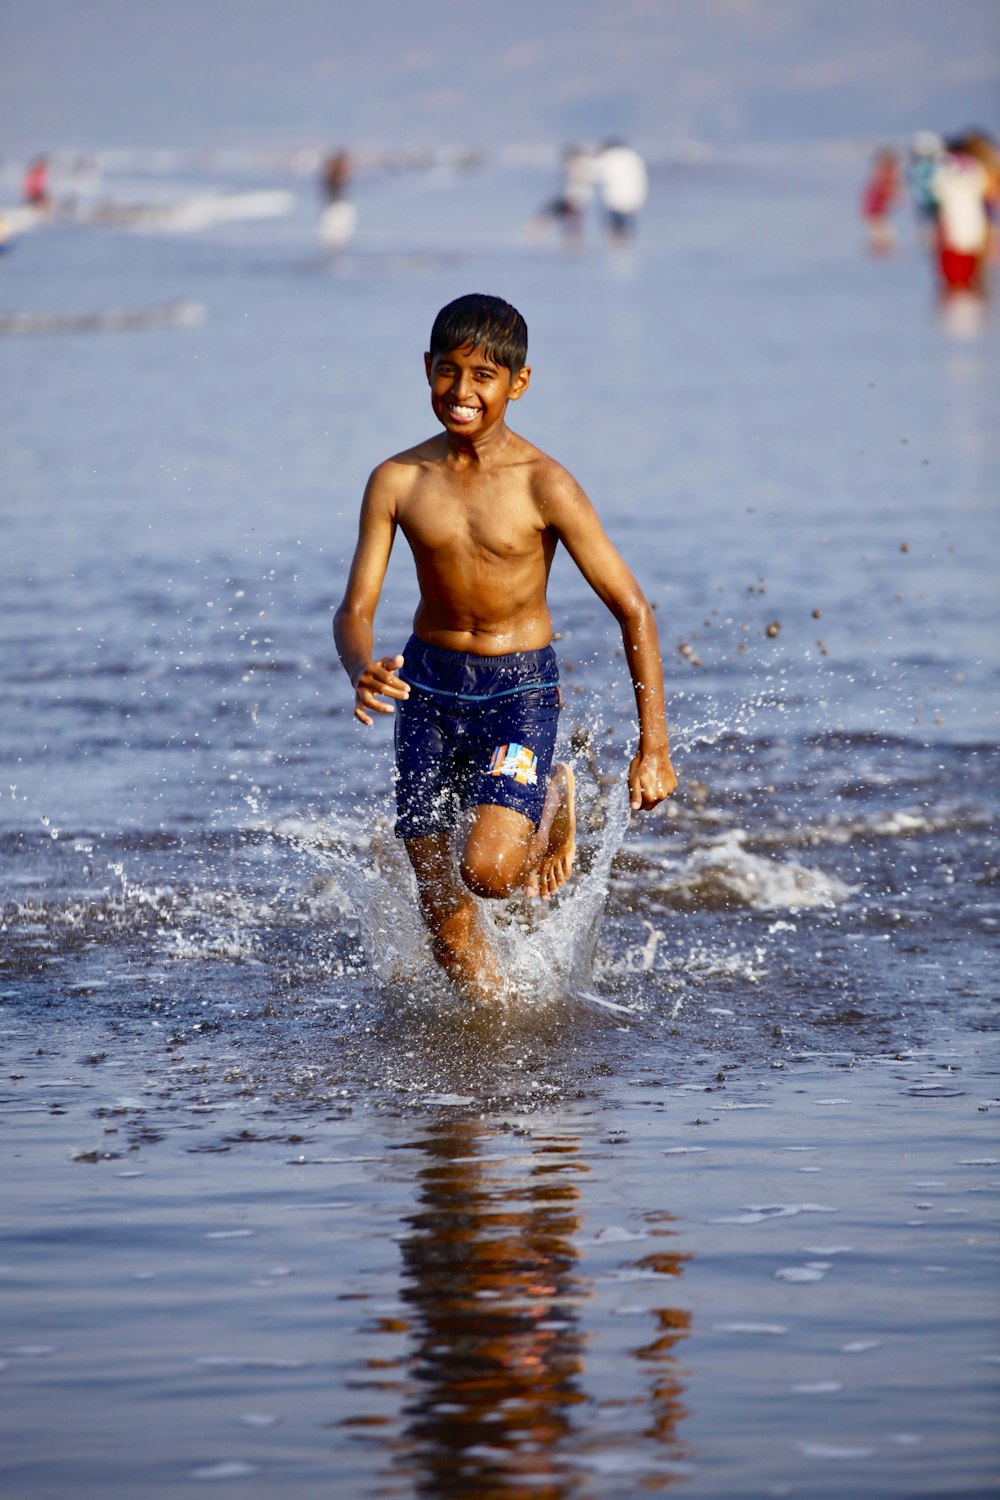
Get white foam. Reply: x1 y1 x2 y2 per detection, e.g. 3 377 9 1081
191 1355 306 1369
667 831 853 911
713 1203 838 1224
190 1461 260 1481
88 189 294 235
714 1322 788 1335
794 1443 874 1460
755 802 990 852
617 939 768 985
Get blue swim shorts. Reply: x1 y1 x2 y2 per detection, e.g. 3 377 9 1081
393 635 560 840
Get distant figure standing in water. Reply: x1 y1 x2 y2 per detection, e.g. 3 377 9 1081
533 145 595 247
962 128 1000 269
596 140 648 241
334 293 676 1003
320 149 357 252
907 131 944 248
931 136 992 292
23 155 52 211
860 147 902 254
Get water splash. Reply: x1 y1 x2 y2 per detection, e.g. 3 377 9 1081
290 768 633 1007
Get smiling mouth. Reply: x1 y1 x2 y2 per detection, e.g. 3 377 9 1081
445 402 479 422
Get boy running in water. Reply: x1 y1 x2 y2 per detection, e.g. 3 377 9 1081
334 293 676 1000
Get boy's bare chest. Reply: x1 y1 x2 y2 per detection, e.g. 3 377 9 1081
400 473 542 561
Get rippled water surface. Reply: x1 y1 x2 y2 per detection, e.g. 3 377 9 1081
1 150 998 1497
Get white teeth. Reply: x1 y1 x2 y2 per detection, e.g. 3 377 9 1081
448 403 477 419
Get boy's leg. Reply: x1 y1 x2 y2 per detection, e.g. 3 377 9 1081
404 831 506 1003
402 763 575 1001
461 762 576 902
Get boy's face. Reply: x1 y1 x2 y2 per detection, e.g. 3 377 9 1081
424 342 530 440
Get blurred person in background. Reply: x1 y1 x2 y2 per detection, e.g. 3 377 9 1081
596 140 648 241
907 130 944 248
931 134 993 293
963 128 1000 264
320 148 357 253
860 146 902 254
22 155 51 211
531 144 594 248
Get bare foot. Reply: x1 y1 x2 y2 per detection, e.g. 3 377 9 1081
427 900 510 1004
525 762 576 901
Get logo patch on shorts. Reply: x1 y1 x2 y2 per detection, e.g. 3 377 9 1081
488 742 538 786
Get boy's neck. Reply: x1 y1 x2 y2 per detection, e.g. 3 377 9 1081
443 418 514 464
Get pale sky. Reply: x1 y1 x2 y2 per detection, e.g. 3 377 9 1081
2 0 997 153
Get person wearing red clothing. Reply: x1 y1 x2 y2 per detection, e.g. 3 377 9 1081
23 156 51 210
861 148 902 254
932 138 992 292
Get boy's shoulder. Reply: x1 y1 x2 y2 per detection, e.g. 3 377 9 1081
495 433 585 500
366 431 583 508
373 434 444 473
364 437 442 500
511 437 586 506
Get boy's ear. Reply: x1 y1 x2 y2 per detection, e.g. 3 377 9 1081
507 364 531 401
424 351 432 383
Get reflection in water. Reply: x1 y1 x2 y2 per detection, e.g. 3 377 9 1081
938 286 989 341
376 1118 692 1498
399 1119 586 1498
633 1213 693 1452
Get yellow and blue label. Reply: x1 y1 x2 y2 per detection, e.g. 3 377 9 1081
487 742 538 786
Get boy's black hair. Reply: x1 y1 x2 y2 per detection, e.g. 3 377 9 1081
429 293 528 376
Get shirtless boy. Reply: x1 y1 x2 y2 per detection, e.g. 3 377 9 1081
334 293 676 1001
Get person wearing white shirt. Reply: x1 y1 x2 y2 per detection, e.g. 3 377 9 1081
596 141 648 240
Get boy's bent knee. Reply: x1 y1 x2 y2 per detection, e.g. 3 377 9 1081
459 844 526 901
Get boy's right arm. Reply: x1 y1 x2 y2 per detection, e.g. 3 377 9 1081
333 465 410 727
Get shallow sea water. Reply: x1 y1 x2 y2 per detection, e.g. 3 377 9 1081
1 149 998 1496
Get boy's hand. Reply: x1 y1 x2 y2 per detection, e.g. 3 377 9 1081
628 744 677 811
352 654 409 727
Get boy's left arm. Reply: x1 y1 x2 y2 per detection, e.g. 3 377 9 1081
542 472 677 811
